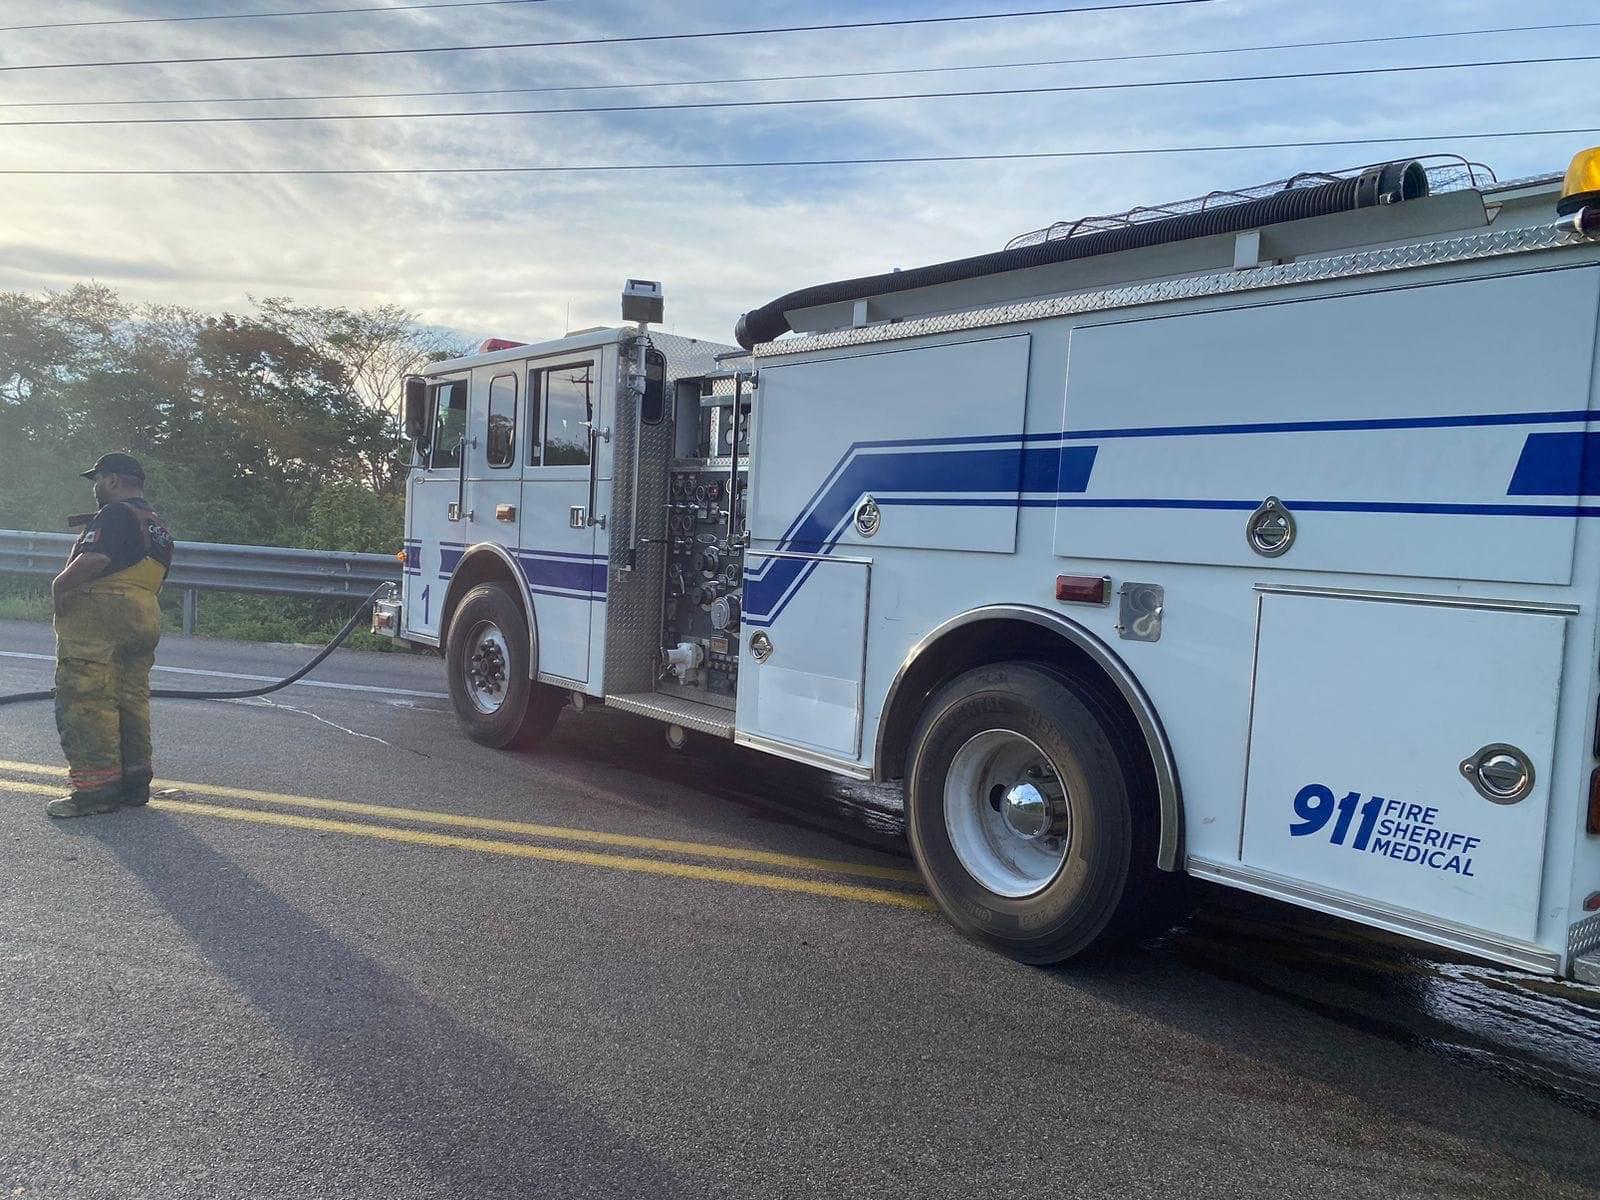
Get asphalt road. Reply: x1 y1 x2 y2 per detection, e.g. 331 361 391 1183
2 618 1598 1199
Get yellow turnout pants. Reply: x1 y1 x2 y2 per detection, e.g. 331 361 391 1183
53 563 164 794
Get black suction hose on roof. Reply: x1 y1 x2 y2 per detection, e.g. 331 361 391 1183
734 159 1429 350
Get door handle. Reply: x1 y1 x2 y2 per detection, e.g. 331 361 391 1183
569 506 586 529
585 424 606 530
454 435 474 522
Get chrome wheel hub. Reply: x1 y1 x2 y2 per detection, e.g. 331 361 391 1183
999 777 1066 841
464 621 510 715
944 730 1070 898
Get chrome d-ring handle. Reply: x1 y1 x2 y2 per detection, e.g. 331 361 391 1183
1459 743 1535 804
1245 496 1296 558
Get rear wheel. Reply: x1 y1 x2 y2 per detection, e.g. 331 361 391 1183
905 661 1173 963
445 583 565 750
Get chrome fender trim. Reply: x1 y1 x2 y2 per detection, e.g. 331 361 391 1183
876 603 1183 871
444 543 541 679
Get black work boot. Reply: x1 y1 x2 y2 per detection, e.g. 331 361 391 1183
46 784 124 819
120 770 153 808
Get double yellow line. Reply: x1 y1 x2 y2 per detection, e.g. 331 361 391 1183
0 758 932 911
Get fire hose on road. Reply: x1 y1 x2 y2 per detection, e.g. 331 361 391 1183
0 584 391 708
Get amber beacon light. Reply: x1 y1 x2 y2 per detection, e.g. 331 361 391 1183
1557 145 1600 228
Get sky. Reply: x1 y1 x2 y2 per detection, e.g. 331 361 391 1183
0 0 1593 347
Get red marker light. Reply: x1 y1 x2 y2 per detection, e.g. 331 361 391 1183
478 337 526 353
1055 574 1111 606
1588 768 1600 836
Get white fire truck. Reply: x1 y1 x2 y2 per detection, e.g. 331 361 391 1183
378 147 1600 980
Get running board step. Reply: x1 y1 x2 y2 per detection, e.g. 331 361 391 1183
604 691 735 739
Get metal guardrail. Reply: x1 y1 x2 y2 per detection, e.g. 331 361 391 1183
0 529 399 634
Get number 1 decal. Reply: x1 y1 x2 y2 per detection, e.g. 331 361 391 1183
1350 794 1384 851
421 584 431 626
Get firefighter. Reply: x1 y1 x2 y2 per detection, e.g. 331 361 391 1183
47 453 175 819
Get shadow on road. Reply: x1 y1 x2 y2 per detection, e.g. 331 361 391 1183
84 811 681 1199
1042 936 1600 1194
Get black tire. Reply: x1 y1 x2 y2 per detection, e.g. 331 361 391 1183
445 583 565 750
905 661 1173 964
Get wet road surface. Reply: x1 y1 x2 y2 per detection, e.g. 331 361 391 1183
2 620 1597 1198
545 707 1600 1121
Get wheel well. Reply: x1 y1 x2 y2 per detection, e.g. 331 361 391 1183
877 614 1181 868
440 549 528 658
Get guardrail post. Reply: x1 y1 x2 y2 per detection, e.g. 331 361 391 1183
181 589 198 637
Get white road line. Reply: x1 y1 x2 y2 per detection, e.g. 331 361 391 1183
0 650 448 699
225 697 395 745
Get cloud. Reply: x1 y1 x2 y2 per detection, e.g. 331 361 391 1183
0 0 1590 346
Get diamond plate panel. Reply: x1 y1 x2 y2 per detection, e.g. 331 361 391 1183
697 373 749 400
644 331 743 382
1569 909 1600 960
755 221 1597 359
604 690 735 738
603 334 672 694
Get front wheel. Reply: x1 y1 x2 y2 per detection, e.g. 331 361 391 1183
905 661 1169 964
445 583 565 750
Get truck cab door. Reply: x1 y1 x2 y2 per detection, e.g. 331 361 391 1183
472 364 524 558
404 374 468 643
518 357 605 685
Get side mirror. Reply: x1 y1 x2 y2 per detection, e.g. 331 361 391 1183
640 348 666 425
403 376 429 446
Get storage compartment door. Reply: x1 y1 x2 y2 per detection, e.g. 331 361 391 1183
1054 270 1600 585
748 334 1031 557
1240 592 1566 943
738 554 868 760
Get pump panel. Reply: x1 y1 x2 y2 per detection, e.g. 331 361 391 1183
658 462 748 707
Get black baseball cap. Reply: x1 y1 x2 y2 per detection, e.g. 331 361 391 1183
79 452 145 481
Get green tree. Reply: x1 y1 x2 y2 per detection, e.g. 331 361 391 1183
306 479 404 554
0 284 446 553
255 296 463 494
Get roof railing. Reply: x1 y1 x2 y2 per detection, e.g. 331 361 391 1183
1003 154 1497 251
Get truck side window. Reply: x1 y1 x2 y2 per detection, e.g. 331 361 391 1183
487 373 516 468
538 363 594 467
641 348 666 425
429 380 467 470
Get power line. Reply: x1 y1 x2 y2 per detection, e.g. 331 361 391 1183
2 127 1594 176
4 20 1596 110
0 1 1213 74
0 1 553 34
2 53 1593 129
